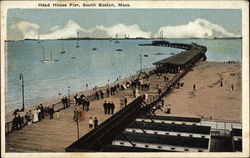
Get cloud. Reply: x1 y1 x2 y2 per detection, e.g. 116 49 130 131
96 24 152 38
11 20 151 39
155 18 240 38
11 18 239 40
11 21 40 39
40 20 86 39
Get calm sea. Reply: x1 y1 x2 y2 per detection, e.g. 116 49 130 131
5 39 241 113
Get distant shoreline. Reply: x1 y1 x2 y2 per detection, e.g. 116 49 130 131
5 37 242 42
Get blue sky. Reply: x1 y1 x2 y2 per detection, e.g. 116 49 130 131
7 9 241 40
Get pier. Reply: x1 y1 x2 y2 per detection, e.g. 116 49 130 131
65 41 211 152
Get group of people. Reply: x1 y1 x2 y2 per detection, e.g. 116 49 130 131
120 97 128 109
72 94 91 111
102 101 116 115
61 96 69 109
227 60 237 64
94 90 104 100
88 117 99 129
11 104 56 131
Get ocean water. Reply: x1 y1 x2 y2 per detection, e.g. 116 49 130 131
5 39 241 113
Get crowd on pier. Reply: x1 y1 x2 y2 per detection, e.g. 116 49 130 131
11 104 56 130
9 70 174 132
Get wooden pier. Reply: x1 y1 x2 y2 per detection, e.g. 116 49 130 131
65 41 208 151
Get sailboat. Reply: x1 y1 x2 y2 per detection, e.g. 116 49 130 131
61 37 66 54
41 46 57 63
37 35 41 43
114 34 120 43
76 32 80 48
109 36 112 42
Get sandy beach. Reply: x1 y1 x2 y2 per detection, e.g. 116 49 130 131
5 61 242 151
156 61 241 122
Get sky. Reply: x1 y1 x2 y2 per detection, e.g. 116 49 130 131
7 9 242 40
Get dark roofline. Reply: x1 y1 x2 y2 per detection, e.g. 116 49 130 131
153 48 203 66
138 115 201 122
127 121 211 134
115 132 209 148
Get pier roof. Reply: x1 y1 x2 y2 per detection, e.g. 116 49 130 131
153 48 202 66
127 121 211 134
114 132 209 149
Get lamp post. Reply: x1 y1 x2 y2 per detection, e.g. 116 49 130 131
19 73 25 111
108 79 110 88
139 54 149 73
139 54 142 72
68 86 70 106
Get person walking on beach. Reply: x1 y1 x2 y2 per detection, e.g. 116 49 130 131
89 117 93 129
231 84 234 91
94 117 98 128
193 84 196 91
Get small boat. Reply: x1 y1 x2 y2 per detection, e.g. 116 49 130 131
154 52 163 55
37 35 41 43
114 34 120 43
61 37 66 54
92 48 97 51
71 57 76 59
41 47 59 63
144 54 149 57
76 32 80 48
41 46 53 63
116 49 123 51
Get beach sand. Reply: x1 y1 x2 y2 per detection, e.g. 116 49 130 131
156 61 242 122
5 61 242 152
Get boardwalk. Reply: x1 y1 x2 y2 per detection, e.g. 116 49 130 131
6 72 176 152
